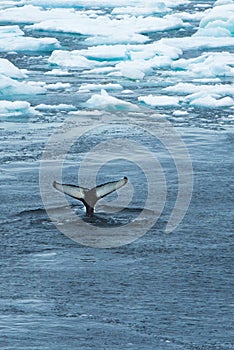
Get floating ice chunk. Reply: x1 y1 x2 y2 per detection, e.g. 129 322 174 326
1 37 60 52
113 60 151 80
0 5 46 24
84 33 149 45
46 82 70 90
18 0 190 9
48 50 99 68
173 11 204 22
111 3 170 16
195 3 234 37
0 25 60 52
172 52 234 77
192 78 221 83
138 95 180 107
45 68 71 76
122 89 134 94
35 104 76 111
164 82 234 97
147 55 172 69
167 84 234 108
128 14 184 34
0 25 23 37
27 12 184 43
128 42 182 61
193 27 231 37
173 110 189 116
0 58 26 79
0 5 78 24
0 75 46 96
79 83 122 92
49 41 182 80
115 55 172 80
188 94 234 108
83 89 138 111
215 0 234 5
0 101 36 117
160 36 234 51
81 45 130 61
0 37 60 52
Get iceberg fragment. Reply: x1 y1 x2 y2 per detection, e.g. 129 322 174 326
138 94 180 107
0 25 60 52
171 52 234 77
48 50 99 68
0 58 26 79
78 83 122 92
195 3 234 37
188 95 234 108
83 89 139 111
163 82 234 108
35 104 76 111
0 101 36 117
0 75 46 96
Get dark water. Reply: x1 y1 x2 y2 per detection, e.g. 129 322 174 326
1 125 233 349
1 1 234 349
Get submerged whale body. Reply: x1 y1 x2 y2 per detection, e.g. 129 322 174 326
53 177 128 216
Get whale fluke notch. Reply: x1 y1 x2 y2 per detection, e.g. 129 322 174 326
53 177 128 216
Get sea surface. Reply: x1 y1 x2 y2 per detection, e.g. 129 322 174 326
0 1 233 349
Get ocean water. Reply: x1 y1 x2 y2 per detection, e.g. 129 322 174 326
0 0 233 349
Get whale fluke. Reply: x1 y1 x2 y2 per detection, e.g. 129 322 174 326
53 177 128 216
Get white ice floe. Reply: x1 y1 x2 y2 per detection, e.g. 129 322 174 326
122 89 134 94
0 58 26 79
164 82 234 108
0 25 60 52
171 52 234 78
111 3 171 16
214 0 234 5
84 33 149 46
0 101 36 117
195 3 234 37
163 83 234 96
110 54 173 80
172 110 189 116
81 45 130 61
78 83 122 92
159 35 234 52
111 60 151 80
83 89 138 111
46 82 71 90
35 103 76 111
25 10 184 44
138 95 180 107
0 25 23 37
0 75 46 96
45 69 72 76
187 94 234 108
0 5 78 24
48 50 99 68
49 41 182 80
29 13 184 35
18 0 190 10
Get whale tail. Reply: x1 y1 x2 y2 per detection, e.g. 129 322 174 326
53 177 128 216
